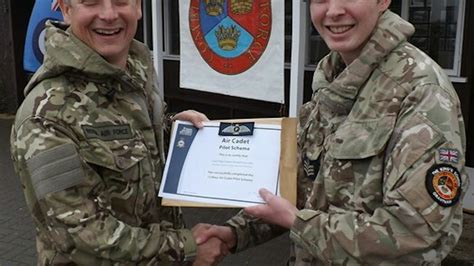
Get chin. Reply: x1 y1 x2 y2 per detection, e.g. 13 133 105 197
97 49 123 59
328 44 356 54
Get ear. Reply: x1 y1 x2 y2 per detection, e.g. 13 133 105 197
378 0 392 12
135 0 142 20
58 0 72 24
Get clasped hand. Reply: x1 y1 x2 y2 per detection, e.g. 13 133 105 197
192 224 235 266
190 189 298 265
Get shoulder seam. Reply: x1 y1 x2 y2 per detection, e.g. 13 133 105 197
15 76 76 131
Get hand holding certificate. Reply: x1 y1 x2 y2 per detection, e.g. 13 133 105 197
159 118 297 207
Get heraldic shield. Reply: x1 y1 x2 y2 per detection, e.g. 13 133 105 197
189 0 272 75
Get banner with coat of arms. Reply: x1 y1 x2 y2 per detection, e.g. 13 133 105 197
180 0 284 103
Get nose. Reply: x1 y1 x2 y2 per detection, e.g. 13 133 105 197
326 0 345 18
98 0 119 21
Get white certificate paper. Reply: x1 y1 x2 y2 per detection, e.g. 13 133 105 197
159 120 281 207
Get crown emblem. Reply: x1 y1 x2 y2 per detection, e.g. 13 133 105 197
230 0 253 15
215 25 240 51
204 0 225 16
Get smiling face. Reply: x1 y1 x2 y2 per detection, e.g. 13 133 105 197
310 0 391 65
59 0 142 69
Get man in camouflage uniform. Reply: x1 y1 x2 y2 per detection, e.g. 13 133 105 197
195 0 469 264
10 0 227 264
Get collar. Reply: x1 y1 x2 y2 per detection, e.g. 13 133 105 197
312 11 415 113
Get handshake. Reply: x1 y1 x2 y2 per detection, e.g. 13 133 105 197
190 188 298 265
191 223 236 266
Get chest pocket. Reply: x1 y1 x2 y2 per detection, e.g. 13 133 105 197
328 115 396 159
79 138 151 224
80 138 148 181
322 116 396 208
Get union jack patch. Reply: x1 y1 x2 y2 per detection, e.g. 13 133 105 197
438 148 459 164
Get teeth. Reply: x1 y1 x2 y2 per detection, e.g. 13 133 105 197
95 29 120 35
329 25 352 34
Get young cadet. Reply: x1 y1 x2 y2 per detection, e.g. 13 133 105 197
11 0 228 264
196 0 469 264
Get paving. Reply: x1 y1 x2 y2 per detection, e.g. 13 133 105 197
1 116 473 265
0 117 37 266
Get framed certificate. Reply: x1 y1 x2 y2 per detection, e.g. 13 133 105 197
159 118 297 207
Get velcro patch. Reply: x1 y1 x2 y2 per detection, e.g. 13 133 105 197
425 164 462 207
26 143 85 199
82 124 133 141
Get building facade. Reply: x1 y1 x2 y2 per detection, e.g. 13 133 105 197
145 0 474 166
2 0 474 165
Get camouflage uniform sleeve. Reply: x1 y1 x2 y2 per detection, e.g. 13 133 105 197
11 117 197 263
224 164 310 253
225 210 288 252
224 100 316 253
289 84 468 263
225 169 311 253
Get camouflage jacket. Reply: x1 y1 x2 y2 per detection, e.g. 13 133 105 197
10 21 196 265
226 11 469 265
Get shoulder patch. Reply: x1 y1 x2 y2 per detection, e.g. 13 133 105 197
437 148 459 164
425 164 462 207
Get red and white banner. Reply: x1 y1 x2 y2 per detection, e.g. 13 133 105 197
180 0 284 103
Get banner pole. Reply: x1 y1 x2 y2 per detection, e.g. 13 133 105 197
289 0 307 117
152 0 165 96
